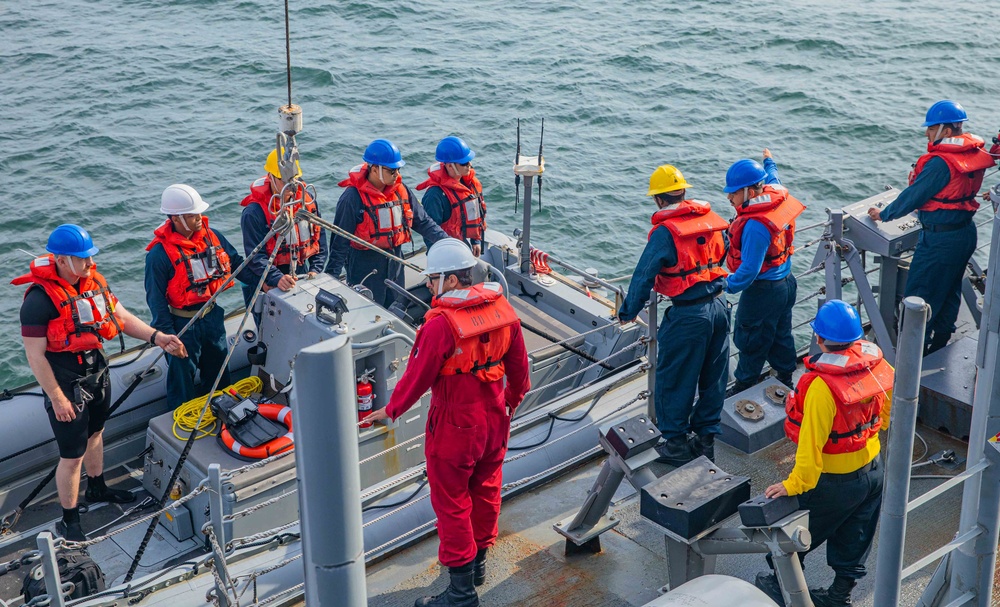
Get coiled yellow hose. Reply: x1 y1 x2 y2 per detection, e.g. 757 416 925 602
172 376 264 440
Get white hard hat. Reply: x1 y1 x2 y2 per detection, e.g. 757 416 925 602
423 238 477 275
161 184 210 215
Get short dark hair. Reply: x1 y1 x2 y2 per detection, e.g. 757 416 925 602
655 190 684 205
824 340 853 352
446 267 475 287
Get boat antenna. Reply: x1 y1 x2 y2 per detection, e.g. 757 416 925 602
513 119 522 213
16 248 37 259
284 0 292 107
537 117 544 211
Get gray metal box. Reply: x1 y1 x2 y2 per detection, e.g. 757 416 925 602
720 377 790 453
842 188 921 257
919 335 977 440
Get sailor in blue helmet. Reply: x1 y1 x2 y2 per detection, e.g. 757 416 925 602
723 150 806 394
756 300 893 607
868 100 995 355
617 165 731 467
326 139 449 308
416 136 488 257
13 225 186 541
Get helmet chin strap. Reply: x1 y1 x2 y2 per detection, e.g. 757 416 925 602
934 124 944 142
180 216 191 233
437 275 445 296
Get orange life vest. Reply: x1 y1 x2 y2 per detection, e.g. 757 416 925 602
423 283 521 382
649 200 729 298
785 341 893 455
146 218 233 309
910 133 995 213
11 255 121 353
415 163 487 240
339 164 414 250
239 177 322 266
726 185 805 273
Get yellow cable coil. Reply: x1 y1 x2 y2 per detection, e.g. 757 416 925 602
172 376 264 440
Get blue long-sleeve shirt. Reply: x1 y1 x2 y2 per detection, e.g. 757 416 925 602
725 158 790 294
618 225 727 322
422 186 483 246
878 156 970 225
239 204 329 287
144 228 254 333
326 184 449 277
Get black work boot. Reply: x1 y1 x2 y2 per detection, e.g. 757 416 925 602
472 548 487 586
85 474 136 505
809 575 857 607
726 380 756 398
754 572 786 607
415 560 479 607
692 433 716 462
775 373 794 390
55 507 86 542
654 436 696 467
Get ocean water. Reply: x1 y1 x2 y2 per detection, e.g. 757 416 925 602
1 0 998 387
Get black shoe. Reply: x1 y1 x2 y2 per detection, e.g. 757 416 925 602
55 520 87 542
775 373 794 389
473 548 487 587
415 561 479 607
726 380 756 398
809 576 856 607
754 572 786 607
85 484 136 505
692 434 715 462
654 436 697 467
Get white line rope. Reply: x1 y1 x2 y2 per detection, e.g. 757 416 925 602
249 582 304 607
227 521 301 550
224 490 298 522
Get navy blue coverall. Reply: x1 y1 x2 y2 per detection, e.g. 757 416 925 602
422 186 483 250
877 157 974 352
326 184 449 308
725 158 798 386
239 202 328 309
145 229 256 408
618 227 731 441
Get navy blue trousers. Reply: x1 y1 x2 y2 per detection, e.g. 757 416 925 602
344 247 405 309
654 296 731 440
905 223 976 349
733 274 798 384
167 305 231 408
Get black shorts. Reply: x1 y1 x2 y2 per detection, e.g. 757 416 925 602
45 357 112 460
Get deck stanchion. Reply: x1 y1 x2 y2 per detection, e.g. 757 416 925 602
873 296 929 606
291 335 367 607
646 290 657 425
208 464 231 607
36 531 66 607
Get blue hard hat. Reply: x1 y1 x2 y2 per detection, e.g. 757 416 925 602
922 100 968 127
723 159 768 193
46 224 100 258
363 139 405 169
810 300 864 343
435 136 475 165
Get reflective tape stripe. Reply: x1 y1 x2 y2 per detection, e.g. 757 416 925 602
816 353 849 367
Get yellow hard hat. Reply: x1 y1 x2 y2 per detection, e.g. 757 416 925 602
647 165 691 197
264 149 303 180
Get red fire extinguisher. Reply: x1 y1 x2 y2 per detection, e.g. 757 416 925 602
357 368 376 428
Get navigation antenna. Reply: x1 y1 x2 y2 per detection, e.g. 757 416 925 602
513 119 522 213
284 0 292 108
513 119 545 275
537 118 544 211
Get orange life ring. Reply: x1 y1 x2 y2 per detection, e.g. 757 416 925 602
219 403 294 459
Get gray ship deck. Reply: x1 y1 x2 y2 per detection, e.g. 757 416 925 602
368 423 976 607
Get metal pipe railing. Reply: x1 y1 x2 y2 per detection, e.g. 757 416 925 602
873 296 929 606
543 254 626 297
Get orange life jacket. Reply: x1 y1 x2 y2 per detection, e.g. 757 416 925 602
11 255 121 353
239 177 322 266
649 200 729 298
910 133 996 213
415 163 486 240
785 341 893 455
146 218 233 309
423 283 521 382
339 164 414 250
726 185 805 273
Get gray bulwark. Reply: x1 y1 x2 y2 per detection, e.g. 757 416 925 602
292 334 367 607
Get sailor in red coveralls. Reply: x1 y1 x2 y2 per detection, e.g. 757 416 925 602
364 238 530 607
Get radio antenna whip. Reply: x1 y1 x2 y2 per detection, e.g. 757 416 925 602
537 117 544 211
284 0 292 107
514 118 522 213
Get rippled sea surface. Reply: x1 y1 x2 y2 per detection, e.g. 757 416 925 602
2 0 998 386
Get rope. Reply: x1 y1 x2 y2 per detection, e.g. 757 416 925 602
358 433 425 466
298 210 422 272
795 220 831 233
224 450 295 480
523 340 645 397
526 323 616 356
224 489 298 522
172 377 263 441
227 521 301 550
235 555 302 599
207 526 240 606
250 583 304 607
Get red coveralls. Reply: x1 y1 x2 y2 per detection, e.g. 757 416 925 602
385 294 530 567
